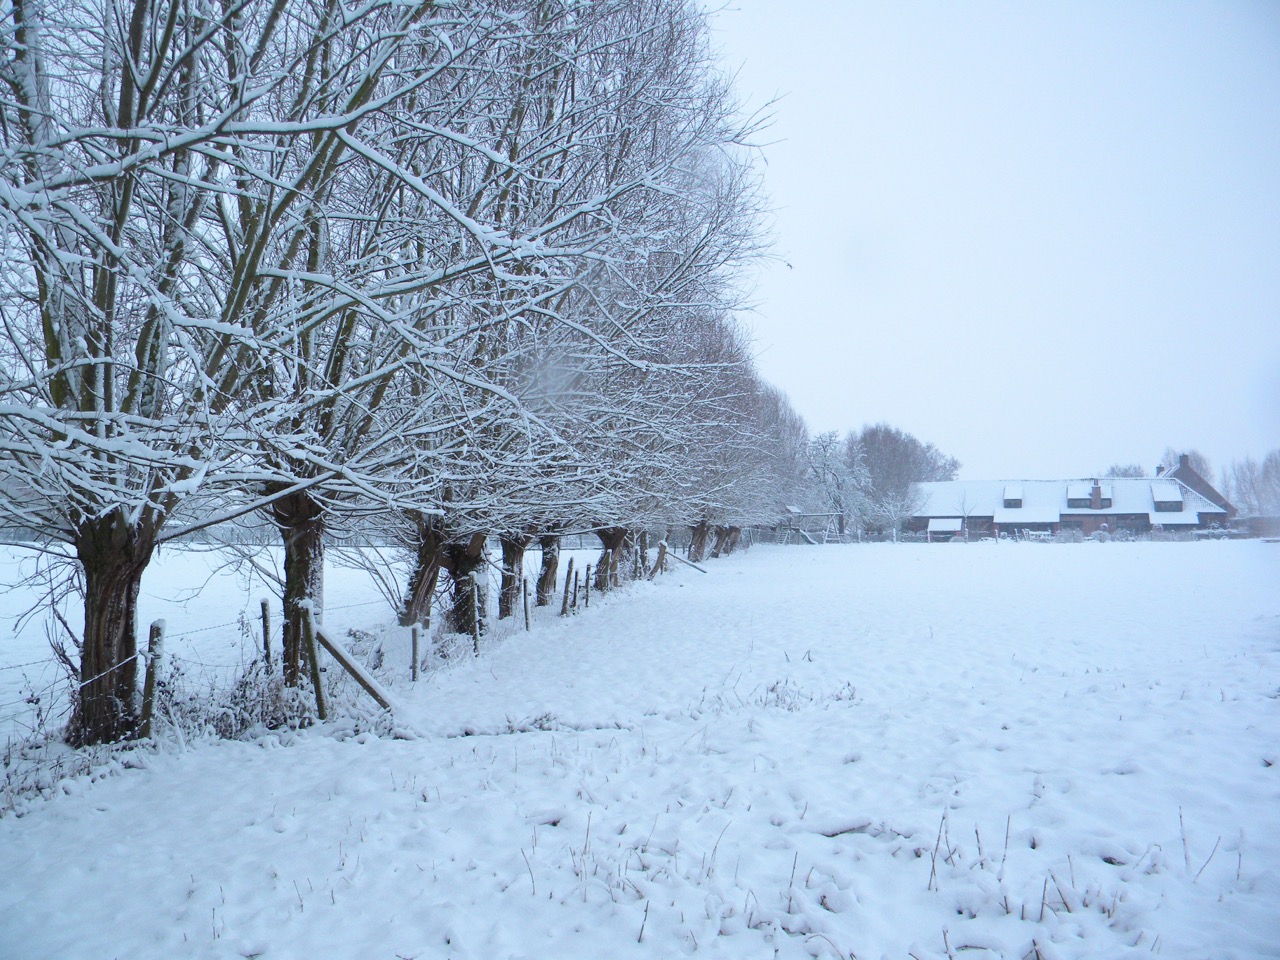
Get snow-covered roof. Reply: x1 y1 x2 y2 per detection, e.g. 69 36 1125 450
1150 480 1183 505
1147 512 1198 526
912 478 1228 524
994 481 1064 523
1064 481 1110 503
1003 483 1023 502
913 480 1001 519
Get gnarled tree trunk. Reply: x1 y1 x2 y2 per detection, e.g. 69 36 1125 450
271 490 325 687
498 532 531 620
594 526 631 591
688 519 711 563
710 525 730 558
535 533 560 606
400 512 446 627
445 533 488 636
69 510 157 745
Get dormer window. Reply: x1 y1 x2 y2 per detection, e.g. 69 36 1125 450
1151 480 1183 513
1066 482 1091 509
1003 483 1023 509
1067 481 1112 509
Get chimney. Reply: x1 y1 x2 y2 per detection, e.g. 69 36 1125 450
1090 480 1102 510
1179 453 1189 472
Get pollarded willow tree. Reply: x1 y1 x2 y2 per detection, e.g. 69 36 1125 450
0 0 331 742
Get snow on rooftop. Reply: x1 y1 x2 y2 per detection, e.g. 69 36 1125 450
1066 481 1093 501
914 478 1226 522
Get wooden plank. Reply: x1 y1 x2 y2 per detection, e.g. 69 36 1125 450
667 550 708 573
314 626 397 714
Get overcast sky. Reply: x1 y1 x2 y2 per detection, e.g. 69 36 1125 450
710 1 1279 480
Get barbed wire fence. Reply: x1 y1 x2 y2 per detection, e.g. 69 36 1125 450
1 592 410 813
1 537 666 815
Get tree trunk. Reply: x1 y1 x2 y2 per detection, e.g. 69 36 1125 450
710 525 729 558
535 533 560 606
724 526 742 555
688 519 711 563
271 491 325 687
400 513 446 627
68 510 156 745
445 533 488 636
498 533 531 620
594 527 630 591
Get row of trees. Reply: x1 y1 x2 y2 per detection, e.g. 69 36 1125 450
0 0 823 744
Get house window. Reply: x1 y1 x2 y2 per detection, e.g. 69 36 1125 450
1066 496 1111 509
1002 485 1023 510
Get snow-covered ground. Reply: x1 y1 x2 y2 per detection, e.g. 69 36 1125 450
1 540 1277 959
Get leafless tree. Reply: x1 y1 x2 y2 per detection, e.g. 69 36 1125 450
846 423 959 539
1221 451 1280 518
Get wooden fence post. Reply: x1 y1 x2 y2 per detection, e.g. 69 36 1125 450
299 603 326 721
560 557 575 617
584 565 591 607
648 541 668 580
411 624 421 682
260 599 272 667
522 578 530 632
471 574 482 656
139 619 165 739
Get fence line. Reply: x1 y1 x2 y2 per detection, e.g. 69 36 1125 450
0 659 59 673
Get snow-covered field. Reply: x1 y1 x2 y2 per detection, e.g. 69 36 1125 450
1 540 1278 959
